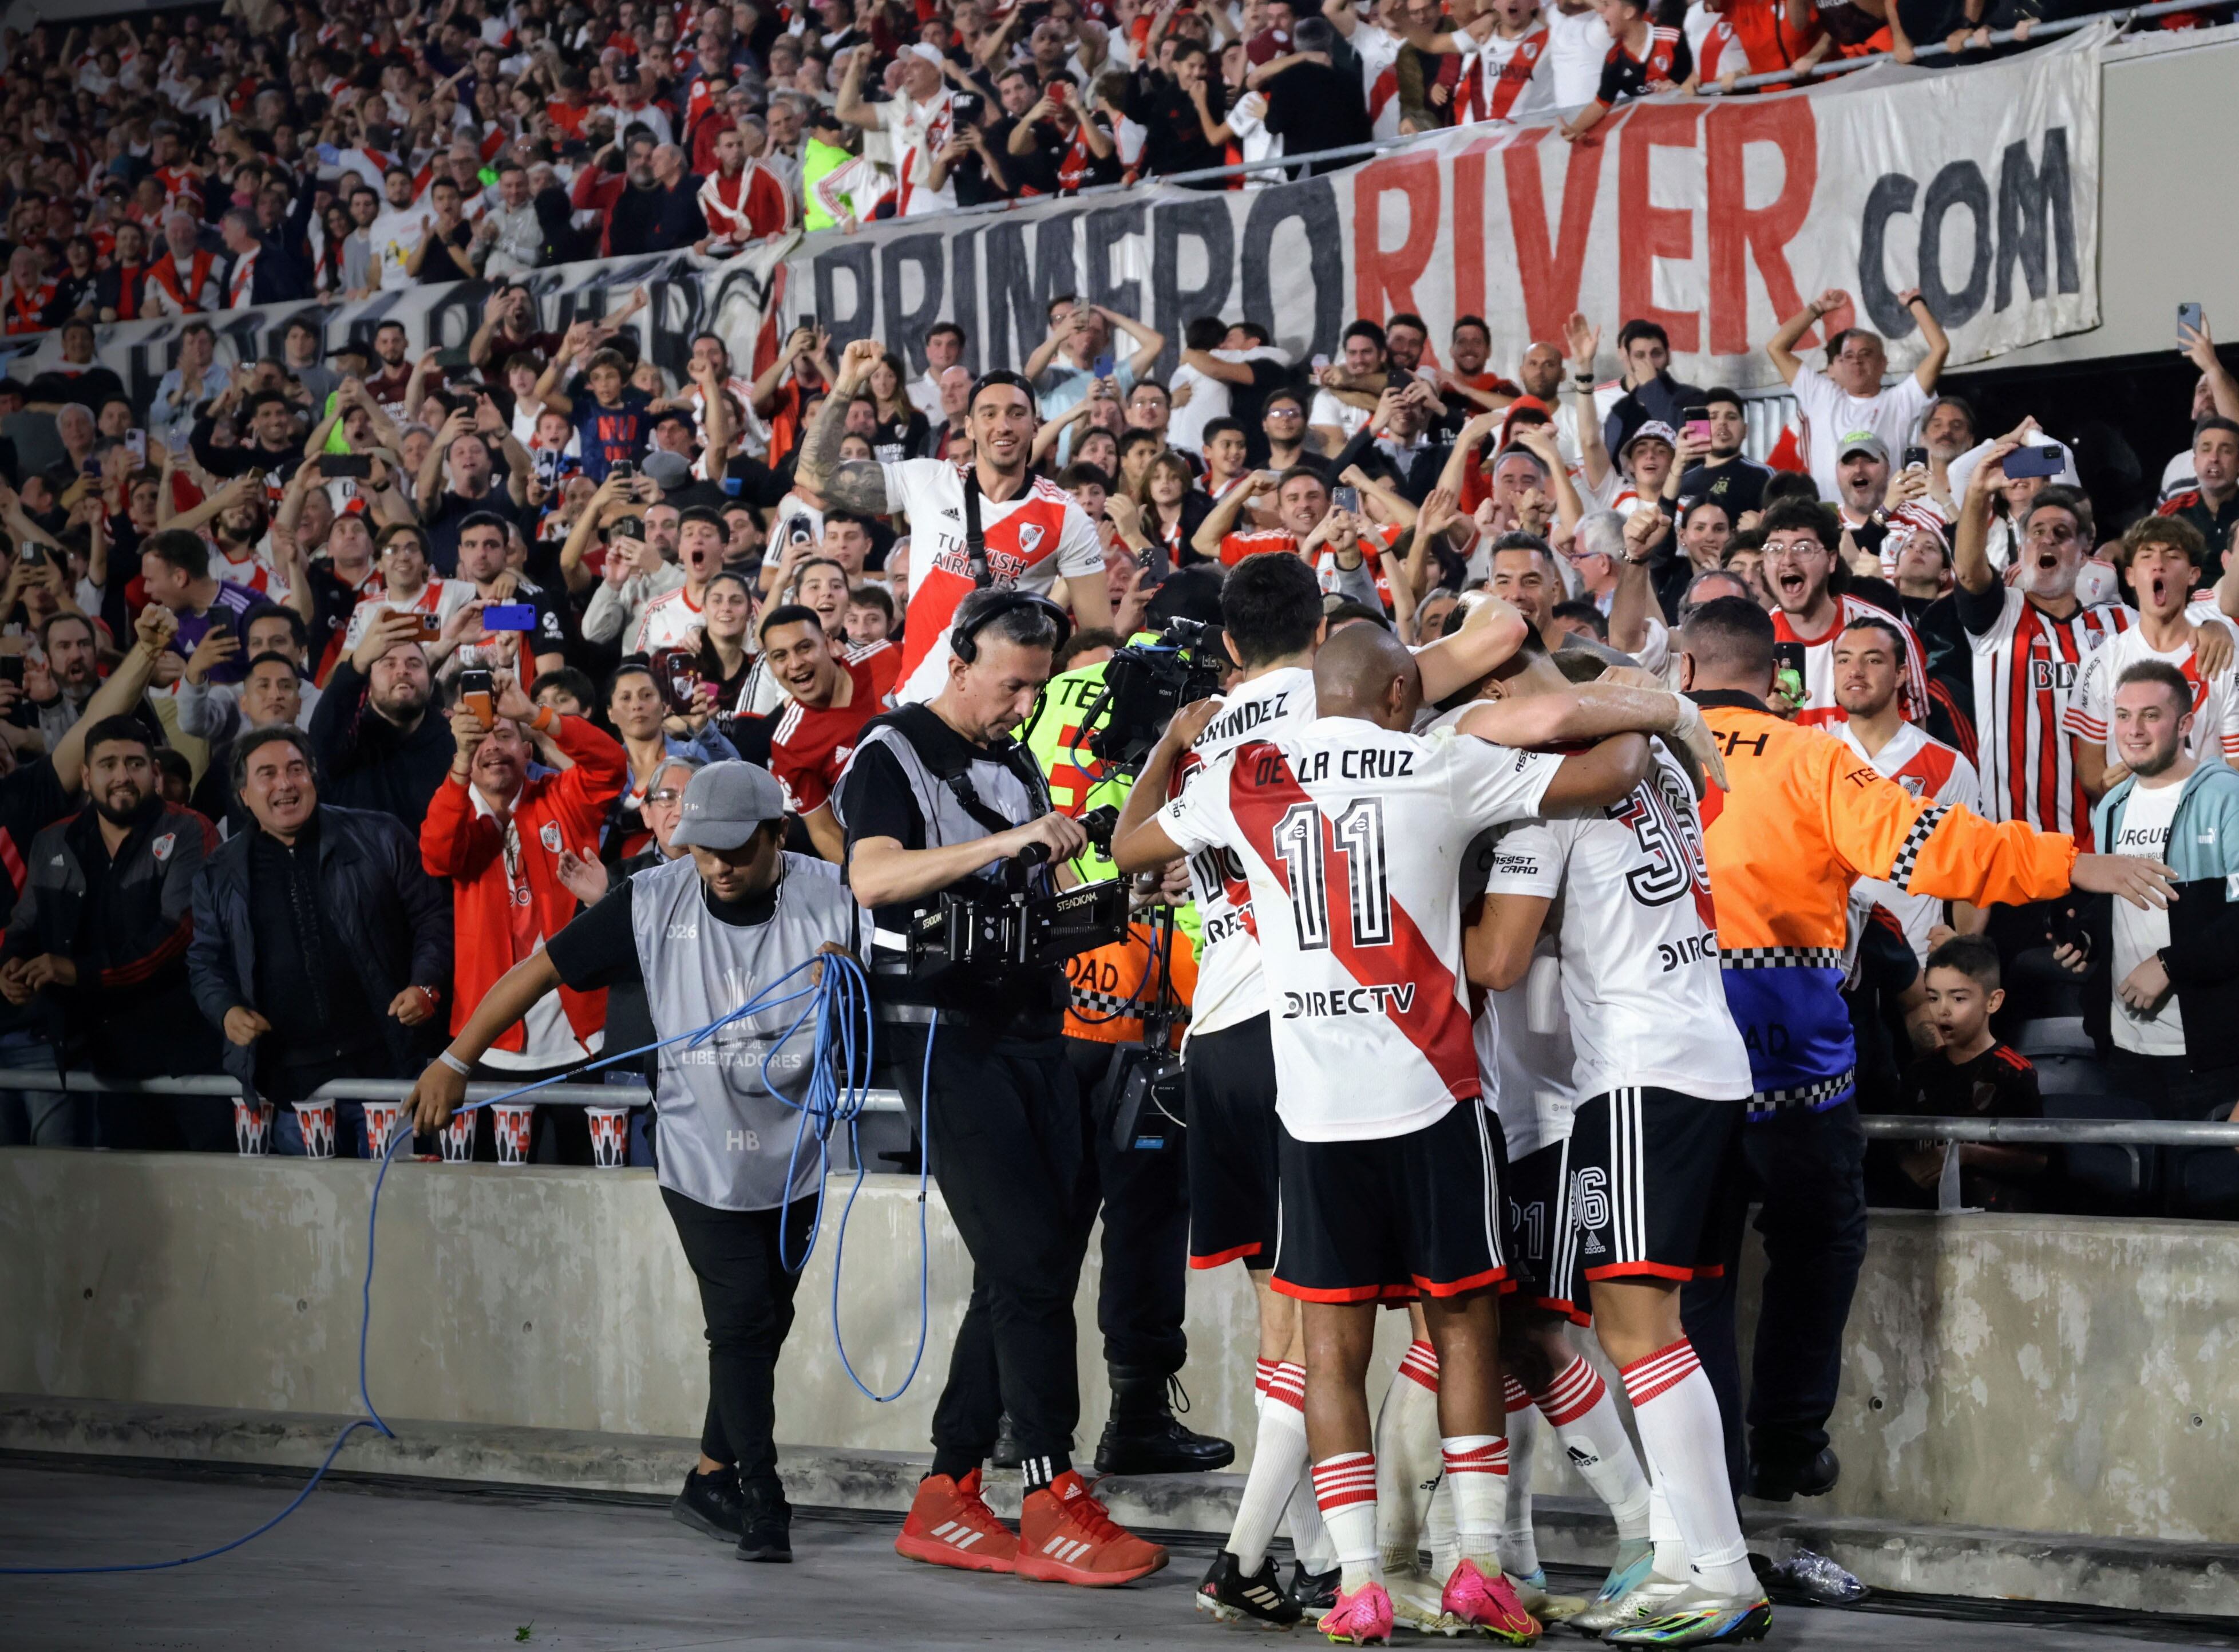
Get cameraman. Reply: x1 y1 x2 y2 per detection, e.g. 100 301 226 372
1014 570 1235 1477
835 588 1168 1588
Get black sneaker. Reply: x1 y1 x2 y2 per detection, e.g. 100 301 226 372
671 1466 743 1540
735 1480 793 1564
1196 1549 1302 1628
1288 1560 1340 1615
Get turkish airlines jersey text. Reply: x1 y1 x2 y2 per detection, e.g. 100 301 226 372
1480 742 1751 1104
884 459 1105 706
1158 717 1561 1142
1170 666 1319 1038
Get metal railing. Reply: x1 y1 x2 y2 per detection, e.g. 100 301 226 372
1859 1114 2238 1212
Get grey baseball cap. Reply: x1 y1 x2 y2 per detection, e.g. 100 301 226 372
670 761 790 851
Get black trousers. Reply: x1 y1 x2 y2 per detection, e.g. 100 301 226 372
1065 1036 1189 1377
661 1185 817 1492
1682 1100 1869 1491
891 1022 1097 1472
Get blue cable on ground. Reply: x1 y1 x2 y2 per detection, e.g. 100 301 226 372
1 950 931 1576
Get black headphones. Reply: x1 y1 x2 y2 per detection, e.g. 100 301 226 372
949 591 1073 665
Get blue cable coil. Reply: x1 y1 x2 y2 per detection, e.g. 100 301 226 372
2 948 930 1576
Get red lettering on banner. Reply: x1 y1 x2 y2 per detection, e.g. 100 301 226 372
1617 102 1703 355
1705 97 1818 357
1354 153 1443 341
1503 127 1603 346
1450 132 1513 339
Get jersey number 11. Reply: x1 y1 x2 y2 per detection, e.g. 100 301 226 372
1274 799 1392 950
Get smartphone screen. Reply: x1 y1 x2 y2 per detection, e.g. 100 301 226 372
1771 641 1807 706
460 669 495 725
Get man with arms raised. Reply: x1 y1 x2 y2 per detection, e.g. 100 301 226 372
1761 498 1927 730
798 342 1111 705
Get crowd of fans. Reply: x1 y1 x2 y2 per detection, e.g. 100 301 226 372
0 0 2209 306
0 0 2229 1215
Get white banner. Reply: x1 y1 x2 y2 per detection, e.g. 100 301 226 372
7 33 2099 403
780 29 2103 392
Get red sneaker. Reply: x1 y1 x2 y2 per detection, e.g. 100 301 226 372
894 1468 1018 1574
1014 1470 1168 1587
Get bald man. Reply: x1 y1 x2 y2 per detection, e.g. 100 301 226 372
1113 624 1691 1642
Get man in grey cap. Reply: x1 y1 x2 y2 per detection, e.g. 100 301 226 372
410 761 858 1566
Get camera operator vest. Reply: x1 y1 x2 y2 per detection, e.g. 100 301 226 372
835 703 1070 1033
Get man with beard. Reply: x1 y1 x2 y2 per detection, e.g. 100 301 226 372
1 712 225 1148
1761 498 1928 732
453 514 568 679
308 608 455 828
25 612 108 749
1955 445 2133 848
140 528 264 685
1675 390 1772 523
759 604 879 864
802 345 1113 705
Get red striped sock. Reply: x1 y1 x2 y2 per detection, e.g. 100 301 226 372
1502 1375 1534 1419
1398 1338 1441 1392
1313 1452 1381 1584
1536 1354 1610 1427
1619 1339 1702 1408
1264 1359 1306 1414
1255 1357 1277 1398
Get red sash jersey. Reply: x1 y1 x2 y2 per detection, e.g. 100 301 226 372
1595 24 1692 108
698 161 792 246
1460 26 1549 122
769 652 882 814
887 459 1105 705
2 278 55 335
147 249 217 314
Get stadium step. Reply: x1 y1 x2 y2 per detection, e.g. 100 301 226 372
5 1394 2238 1618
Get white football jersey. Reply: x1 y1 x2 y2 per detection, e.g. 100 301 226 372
1479 742 1752 1104
1460 817 1577 1161
1172 666 1319 1038
2064 615 2239 769
1160 717 1562 1143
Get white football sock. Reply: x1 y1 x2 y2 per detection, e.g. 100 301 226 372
1229 1360 1307 1572
1285 1471 1335 1572
1620 1340 1755 1598
1312 1452 1382 1594
1423 1469 1458 1584
1646 1467 1689 1580
1537 1354 1653 1541
1374 1339 1442 1574
1441 1434 1508 1574
1499 1381 1540 1578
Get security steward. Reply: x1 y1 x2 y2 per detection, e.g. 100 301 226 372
409 762 857 1566
1014 574 1235 1477
834 586 1169 1587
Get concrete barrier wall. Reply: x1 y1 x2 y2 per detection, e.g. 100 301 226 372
6 1148 2236 1542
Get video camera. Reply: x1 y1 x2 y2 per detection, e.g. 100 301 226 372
903 878 1129 987
1073 619 1228 772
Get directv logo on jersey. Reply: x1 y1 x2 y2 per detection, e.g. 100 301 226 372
1283 983 1418 1018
